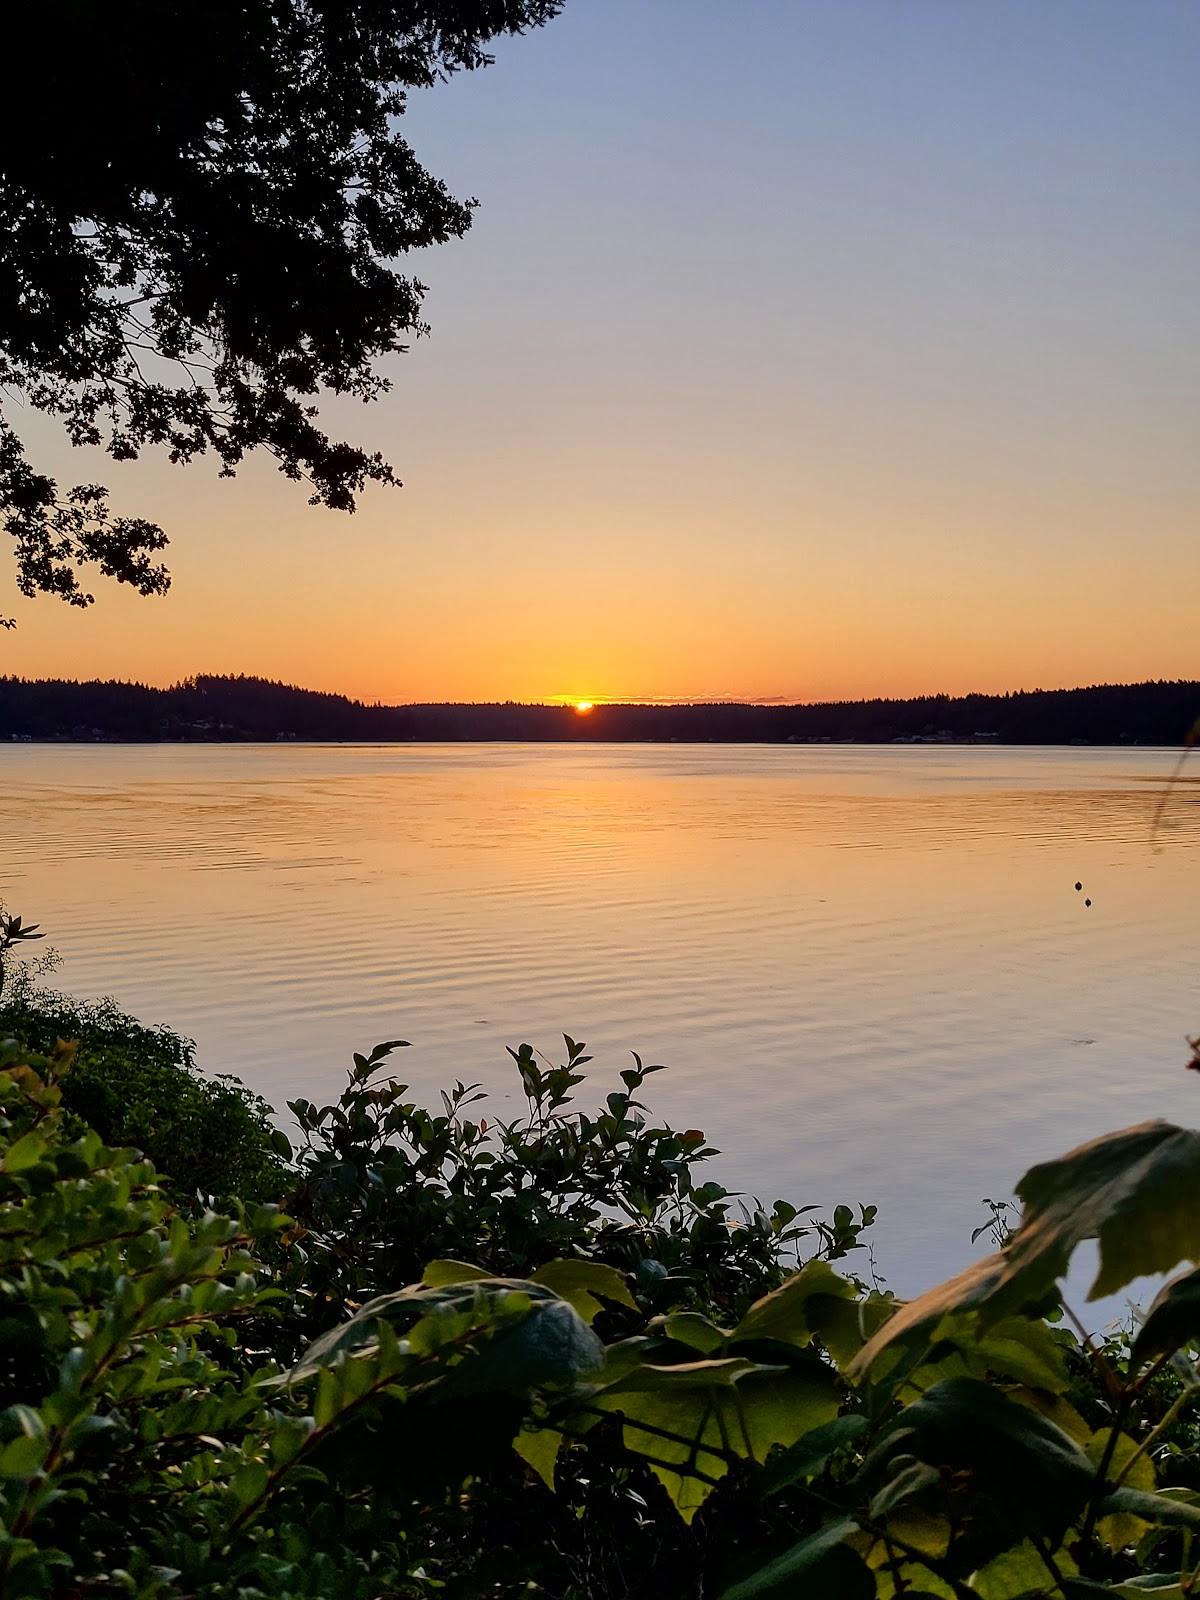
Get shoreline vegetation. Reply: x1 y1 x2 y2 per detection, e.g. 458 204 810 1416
4 953 1200 1598
2 673 1199 747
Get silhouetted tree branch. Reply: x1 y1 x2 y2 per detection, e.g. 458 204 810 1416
0 1 564 616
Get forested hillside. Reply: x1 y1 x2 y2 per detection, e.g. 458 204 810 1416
1 674 1198 744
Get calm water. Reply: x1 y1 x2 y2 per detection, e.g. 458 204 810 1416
3 742 1199 1297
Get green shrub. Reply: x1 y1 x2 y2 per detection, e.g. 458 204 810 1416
275 1035 879 1593
0 1039 621 1598
9 968 1200 1599
0 985 285 1203
261 1070 1200 1598
283 1035 875 1334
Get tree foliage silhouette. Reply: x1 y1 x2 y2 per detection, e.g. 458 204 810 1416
0 1 563 619
2 674 1196 745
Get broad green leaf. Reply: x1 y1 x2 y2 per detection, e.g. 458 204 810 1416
4 1406 46 1441
872 1563 958 1600
0 1432 48 1478
1089 1430 1156 1551
1096 1487 1200 1532
870 1459 941 1519
440 1299 603 1396
1105 1580 1187 1597
1016 1122 1200 1301
866 1378 1093 1542
230 1460 269 1507
1 1129 46 1173
807 1289 895 1370
954 1315 1070 1393
737 1363 841 1465
595 1356 838 1520
853 1121 1200 1379
288 1277 599 1387
422 1259 490 1287
596 1353 767 1394
848 1254 1013 1381
865 1508 950 1561
1107 1580 1196 1593
594 1334 661 1383
731 1259 856 1350
903 1314 1071 1396
512 1426 563 1490
658 1312 727 1354
594 1357 762 1520
529 1260 637 1324
292 1278 522 1371
313 1366 342 1429
853 1511 954 1598
972 1539 1078 1599
762 1412 869 1491
1008 1389 1092 1444
874 1568 958 1599
719 1518 873 1600
1130 1266 1200 1372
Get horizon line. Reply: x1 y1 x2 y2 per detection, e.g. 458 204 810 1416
4 672 1200 711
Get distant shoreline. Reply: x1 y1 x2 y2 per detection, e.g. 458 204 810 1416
3 674 1199 748
0 738 1186 751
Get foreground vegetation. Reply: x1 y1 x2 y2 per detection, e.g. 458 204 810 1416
4 954 1200 1597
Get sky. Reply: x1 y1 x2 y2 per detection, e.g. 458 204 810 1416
6 0 1199 705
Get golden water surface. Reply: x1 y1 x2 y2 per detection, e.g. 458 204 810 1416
4 741 1198 1296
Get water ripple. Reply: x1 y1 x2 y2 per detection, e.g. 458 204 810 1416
1 740 1197 1294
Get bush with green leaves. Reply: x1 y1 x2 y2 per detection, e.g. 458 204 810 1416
240 1098 1200 1598
274 1043 1200 1597
0 970 879 1596
3 1022 860 1599
312 1112 1200 1600
10 954 1200 1598
0 1038 642 1598
268 1035 880 1593
0 981 284 1202
283 1034 875 1336
565 1118 1200 1600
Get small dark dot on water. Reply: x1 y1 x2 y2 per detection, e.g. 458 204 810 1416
1085 898 1092 907
1074 881 1082 891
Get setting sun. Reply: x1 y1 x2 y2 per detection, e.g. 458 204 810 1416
574 701 594 715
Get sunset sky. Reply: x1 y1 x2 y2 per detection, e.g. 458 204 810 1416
6 0 1199 705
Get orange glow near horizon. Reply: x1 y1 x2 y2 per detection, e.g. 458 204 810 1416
574 701 594 715
6 527 1200 710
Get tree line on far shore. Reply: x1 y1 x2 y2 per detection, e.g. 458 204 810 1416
1 673 1199 746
